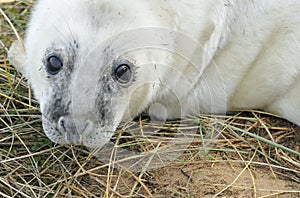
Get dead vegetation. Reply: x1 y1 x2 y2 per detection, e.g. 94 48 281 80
0 1 299 197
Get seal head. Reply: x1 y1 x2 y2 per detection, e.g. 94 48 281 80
19 0 201 148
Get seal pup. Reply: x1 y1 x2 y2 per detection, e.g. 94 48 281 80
9 0 300 148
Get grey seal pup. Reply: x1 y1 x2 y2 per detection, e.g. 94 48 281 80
9 0 300 148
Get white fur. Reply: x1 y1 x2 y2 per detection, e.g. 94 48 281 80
9 0 300 147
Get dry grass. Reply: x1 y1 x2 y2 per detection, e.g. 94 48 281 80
0 1 300 197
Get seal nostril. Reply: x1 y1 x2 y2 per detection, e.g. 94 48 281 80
81 120 94 136
58 117 67 132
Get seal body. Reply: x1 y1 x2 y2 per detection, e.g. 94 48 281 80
10 0 300 147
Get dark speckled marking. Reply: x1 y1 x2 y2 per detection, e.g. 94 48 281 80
41 41 78 143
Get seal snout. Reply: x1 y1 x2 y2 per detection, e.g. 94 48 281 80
55 116 95 145
56 116 81 145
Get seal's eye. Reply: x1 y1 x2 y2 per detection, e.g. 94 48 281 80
114 64 132 85
46 55 63 75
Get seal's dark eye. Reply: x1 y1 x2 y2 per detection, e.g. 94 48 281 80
114 64 132 85
46 55 63 75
